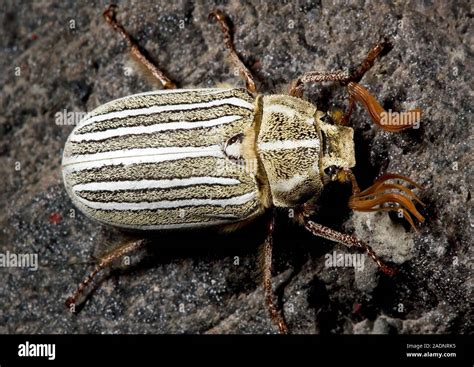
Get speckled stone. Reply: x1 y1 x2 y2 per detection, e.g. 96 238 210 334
0 0 471 334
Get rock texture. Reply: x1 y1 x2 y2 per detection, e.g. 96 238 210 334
0 1 471 333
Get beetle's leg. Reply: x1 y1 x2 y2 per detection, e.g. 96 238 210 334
262 215 289 334
103 4 176 89
341 82 423 131
289 41 391 97
348 40 392 84
337 96 355 126
342 41 421 128
289 41 423 130
339 169 425 231
65 238 147 312
209 10 257 94
289 71 349 98
297 209 396 276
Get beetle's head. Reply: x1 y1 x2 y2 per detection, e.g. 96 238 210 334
256 95 356 208
317 112 356 183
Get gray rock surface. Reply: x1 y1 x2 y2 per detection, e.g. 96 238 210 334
0 0 471 333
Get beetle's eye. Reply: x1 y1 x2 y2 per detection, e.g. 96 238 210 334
324 165 338 177
227 133 244 145
320 113 334 125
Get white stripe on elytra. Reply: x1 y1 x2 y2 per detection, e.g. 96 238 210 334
79 97 253 128
63 145 222 165
62 145 224 171
71 115 242 142
73 177 241 192
76 191 256 211
110 88 233 101
258 139 319 151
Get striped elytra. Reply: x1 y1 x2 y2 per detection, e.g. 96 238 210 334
62 87 356 230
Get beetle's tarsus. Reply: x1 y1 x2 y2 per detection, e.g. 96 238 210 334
299 213 397 276
65 264 103 311
348 40 392 84
262 215 289 334
65 239 147 312
209 9 257 94
103 4 176 89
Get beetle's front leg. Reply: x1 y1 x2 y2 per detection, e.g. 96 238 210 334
289 71 349 98
65 238 148 312
297 209 396 276
209 10 257 94
262 214 289 334
298 167 425 275
103 4 176 89
289 40 391 97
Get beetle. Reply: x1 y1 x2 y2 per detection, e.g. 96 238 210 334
63 5 425 334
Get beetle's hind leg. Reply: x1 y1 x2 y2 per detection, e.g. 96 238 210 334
209 10 257 94
261 215 289 334
65 238 147 312
103 4 176 89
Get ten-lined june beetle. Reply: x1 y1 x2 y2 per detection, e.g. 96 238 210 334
63 5 425 334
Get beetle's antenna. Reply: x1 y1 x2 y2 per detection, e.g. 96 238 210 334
340 170 425 231
343 82 422 131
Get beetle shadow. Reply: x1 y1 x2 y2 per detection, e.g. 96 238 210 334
69 216 271 314
266 181 355 331
139 216 268 264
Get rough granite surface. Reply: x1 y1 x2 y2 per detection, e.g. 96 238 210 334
0 0 472 334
